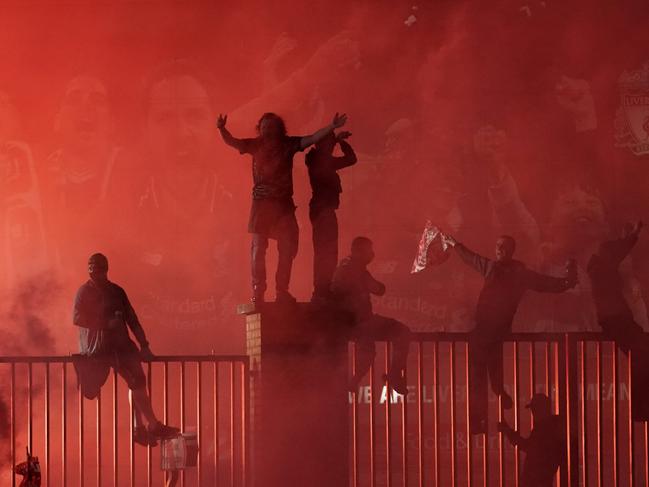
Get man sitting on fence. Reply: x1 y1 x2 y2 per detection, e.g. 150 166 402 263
72 253 178 446
441 233 577 434
331 236 412 395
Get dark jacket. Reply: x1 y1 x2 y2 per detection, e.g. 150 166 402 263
305 140 357 212
331 256 386 322
504 415 565 487
73 279 148 355
456 244 572 333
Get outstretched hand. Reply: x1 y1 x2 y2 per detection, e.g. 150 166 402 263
332 112 347 128
441 234 457 248
336 131 352 141
216 114 228 129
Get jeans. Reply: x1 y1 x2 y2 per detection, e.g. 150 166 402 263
310 207 338 298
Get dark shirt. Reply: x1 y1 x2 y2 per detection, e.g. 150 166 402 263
331 256 386 322
232 135 304 200
506 415 565 487
455 244 571 332
73 279 148 356
305 140 357 211
587 233 638 322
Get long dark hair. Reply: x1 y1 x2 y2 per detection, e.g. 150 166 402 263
256 112 287 136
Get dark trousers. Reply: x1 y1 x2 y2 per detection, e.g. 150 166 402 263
469 327 508 432
251 212 299 295
351 315 411 379
601 316 649 421
310 207 338 298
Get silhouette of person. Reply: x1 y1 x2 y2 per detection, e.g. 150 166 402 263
498 393 565 487
587 221 649 420
305 130 357 301
442 233 577 433
217 111 347 305
72 253 178 445
331 236 411 394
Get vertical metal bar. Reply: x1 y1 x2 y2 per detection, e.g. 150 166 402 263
498 380 504 487
242 360 251 487
164 362 169 487
513 342 520 487
230 362 235 487
417 342 424 487
385 342 392 487
351 344 359 487
97 388 102 487
181 361 186 487
558 336 570 487
642 421 649 485
465 342 472 487
113 369 118 487
214 361 219 487
433 342 440 487
197 362 203 487
402 350 408 487
613 344 618 486
45 363 50 487
62 363 67 487
530 342 535 425
370 361 376 487
628 350 634 487
580 342 588 487
147 362 152 487
11 363 16 487
28 362 33 451
80 370 84 487
449 342 456 487
597 341 603 487
130 385 135 487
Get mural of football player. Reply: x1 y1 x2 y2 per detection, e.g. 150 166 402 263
130 61 241 353
0 90 49 292
41 75 120 276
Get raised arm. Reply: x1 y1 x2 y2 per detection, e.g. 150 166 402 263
525 268 575 293
333 132 358 169
443 234 491 277
497 421 530 451
300 112 347 150
216 114 254 154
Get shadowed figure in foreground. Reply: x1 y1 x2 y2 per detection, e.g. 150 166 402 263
588 221 649 420
217 111 347 305
331 236 411 394
305 129 357 302
442 234 577 434
72 253 178 446
498 393 565 487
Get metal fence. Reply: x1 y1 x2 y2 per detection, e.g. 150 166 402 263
349 332 648 487
1 355 250 487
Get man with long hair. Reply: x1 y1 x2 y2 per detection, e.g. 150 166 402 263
217 111 347 304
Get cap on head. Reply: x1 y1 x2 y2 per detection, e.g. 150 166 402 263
526 393 552 415
88 253 109 274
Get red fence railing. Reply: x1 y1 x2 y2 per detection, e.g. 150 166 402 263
349 332 648 487
0 355 250 487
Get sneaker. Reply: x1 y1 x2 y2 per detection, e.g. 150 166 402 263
148 422 180 439
133 425 158 447
275 291 297 305
384 370 408 396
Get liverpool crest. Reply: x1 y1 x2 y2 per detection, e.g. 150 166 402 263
615 62 649 156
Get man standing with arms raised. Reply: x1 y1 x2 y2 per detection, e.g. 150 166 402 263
217 112 347 305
